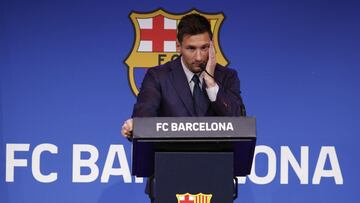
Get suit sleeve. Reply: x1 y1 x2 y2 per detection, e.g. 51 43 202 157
132 68 161 117
210 69 245 116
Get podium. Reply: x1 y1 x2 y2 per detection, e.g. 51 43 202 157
132 117 256 203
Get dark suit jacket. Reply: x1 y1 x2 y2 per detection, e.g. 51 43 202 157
132 57 245 198
132 57 245 117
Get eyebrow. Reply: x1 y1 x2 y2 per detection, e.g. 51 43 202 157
186 44 210 49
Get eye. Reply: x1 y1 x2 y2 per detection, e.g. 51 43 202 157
186 47 196 52
203 44 210 49
201 46 209 51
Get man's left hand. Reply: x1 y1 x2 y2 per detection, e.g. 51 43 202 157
204 41 216 88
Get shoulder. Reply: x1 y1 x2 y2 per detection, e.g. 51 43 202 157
214 63 238 76
147 57 180 78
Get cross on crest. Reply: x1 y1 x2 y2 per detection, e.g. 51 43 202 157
125 9 228 96
138 15 177 52
179 194 194 203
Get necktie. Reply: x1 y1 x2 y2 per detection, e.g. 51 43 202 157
192 74 207 116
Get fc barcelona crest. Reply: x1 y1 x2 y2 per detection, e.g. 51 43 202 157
124 9 228 95
176 193 212 203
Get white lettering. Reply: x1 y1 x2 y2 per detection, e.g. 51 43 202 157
280 146 309 184
185 122 192 131
193 123 199 131
156 123 168 132
248 145 276 184
211 122 218 131
199 122 205 131
32 143 58 183
72 144 99 183
178 123 185 131
4 143 344 185
227 122 234 131
171 122 177 131
312 146 343 184
6 144 30 182
101 145 132 183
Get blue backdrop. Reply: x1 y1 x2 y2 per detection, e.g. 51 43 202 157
1 0 359 202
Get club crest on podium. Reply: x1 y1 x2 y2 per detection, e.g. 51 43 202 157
176 193 212 203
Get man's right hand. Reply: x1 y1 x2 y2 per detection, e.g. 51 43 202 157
121 118 133 138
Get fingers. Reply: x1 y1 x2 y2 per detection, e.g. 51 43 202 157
206 41 216 68
126 118 133 129
203 41 217 87
209 41 216 65
205 41 216 77
121 118 133 138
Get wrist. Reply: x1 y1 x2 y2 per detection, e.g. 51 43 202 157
204 76 216 87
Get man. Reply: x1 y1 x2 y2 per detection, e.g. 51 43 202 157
121 13 245 138
122 13 245 203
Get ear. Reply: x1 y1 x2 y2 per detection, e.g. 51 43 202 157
176 40 181 53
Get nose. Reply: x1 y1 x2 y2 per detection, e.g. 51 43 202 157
195 49 202 61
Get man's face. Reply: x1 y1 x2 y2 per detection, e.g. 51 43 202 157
177 32 211 73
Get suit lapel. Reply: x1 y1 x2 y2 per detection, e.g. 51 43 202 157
169 58 196 116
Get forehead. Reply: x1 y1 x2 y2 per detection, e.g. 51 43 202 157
181 33 211 46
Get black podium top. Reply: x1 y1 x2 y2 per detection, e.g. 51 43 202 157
132 116 256 177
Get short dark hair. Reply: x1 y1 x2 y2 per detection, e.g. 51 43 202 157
177 13 213 44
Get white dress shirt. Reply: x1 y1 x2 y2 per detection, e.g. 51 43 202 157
181 57 219 102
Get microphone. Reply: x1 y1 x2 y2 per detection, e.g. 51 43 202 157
200 63 206 71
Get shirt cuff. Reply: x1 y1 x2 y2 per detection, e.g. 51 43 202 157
206 83 219 102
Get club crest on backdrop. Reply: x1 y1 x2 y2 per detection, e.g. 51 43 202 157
124 9 228 96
